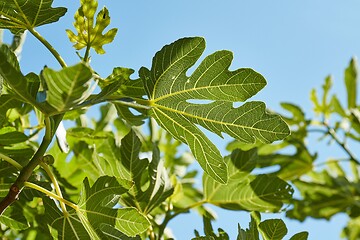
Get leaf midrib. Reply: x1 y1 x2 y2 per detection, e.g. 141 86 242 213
152 39 204 99
153 82 265 102
152 107 223 181
153 102 283 135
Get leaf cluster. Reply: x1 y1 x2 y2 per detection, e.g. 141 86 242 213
0 1 320 240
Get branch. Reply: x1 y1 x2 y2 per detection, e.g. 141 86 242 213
0 116 60 215
324 123 359 164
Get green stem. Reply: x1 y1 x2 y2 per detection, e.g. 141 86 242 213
111 99 151 110
0 116 62 215
0 153 22 170
27 28 67 68
24 182 79 211
83 45 91 63
324 123 359 164
15 117 53 188
40 162 68 215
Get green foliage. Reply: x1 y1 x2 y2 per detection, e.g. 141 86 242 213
41 63 93 113
193 213 308 240
0 0 67 34
9 0 360 239
203 149 293 212
140 37 289 183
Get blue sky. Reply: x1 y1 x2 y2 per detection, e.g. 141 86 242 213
10 0 360 239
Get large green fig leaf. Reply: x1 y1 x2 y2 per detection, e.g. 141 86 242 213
0 0 67 34
140 37 290 183
42 63 93 113
66 0 117 54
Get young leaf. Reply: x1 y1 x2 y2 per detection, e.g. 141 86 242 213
66 0 117 54
140 37 290 183
0 0 67 34
344 57 358 109
42 63 93 113
258 219 287 240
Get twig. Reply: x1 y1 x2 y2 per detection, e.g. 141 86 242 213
324 123 359 164
23 181 78 211
0 117 59 215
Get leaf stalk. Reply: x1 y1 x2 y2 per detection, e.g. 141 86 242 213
27 28 67 68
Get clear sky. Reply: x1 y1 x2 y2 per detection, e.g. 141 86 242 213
10 0 360 239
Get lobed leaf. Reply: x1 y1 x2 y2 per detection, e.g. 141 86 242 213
66 0 117 54
120 130 174 214
141 37 290 183
44 176 149 239
78 176 149 237
0 0 67 34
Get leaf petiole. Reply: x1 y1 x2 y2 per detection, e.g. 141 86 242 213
0 152 22 170
23 181 79 211
27 28 67 68
40 162 68 215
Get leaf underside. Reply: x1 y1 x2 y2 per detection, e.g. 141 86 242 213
140 37 290 183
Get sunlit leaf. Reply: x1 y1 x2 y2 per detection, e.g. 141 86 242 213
78 177 149 237
0 0 67 34
258 219 287 240
119 131 174 214
0 45 37 105
66 0 117 54
42 63 93 113
141 37 290 183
